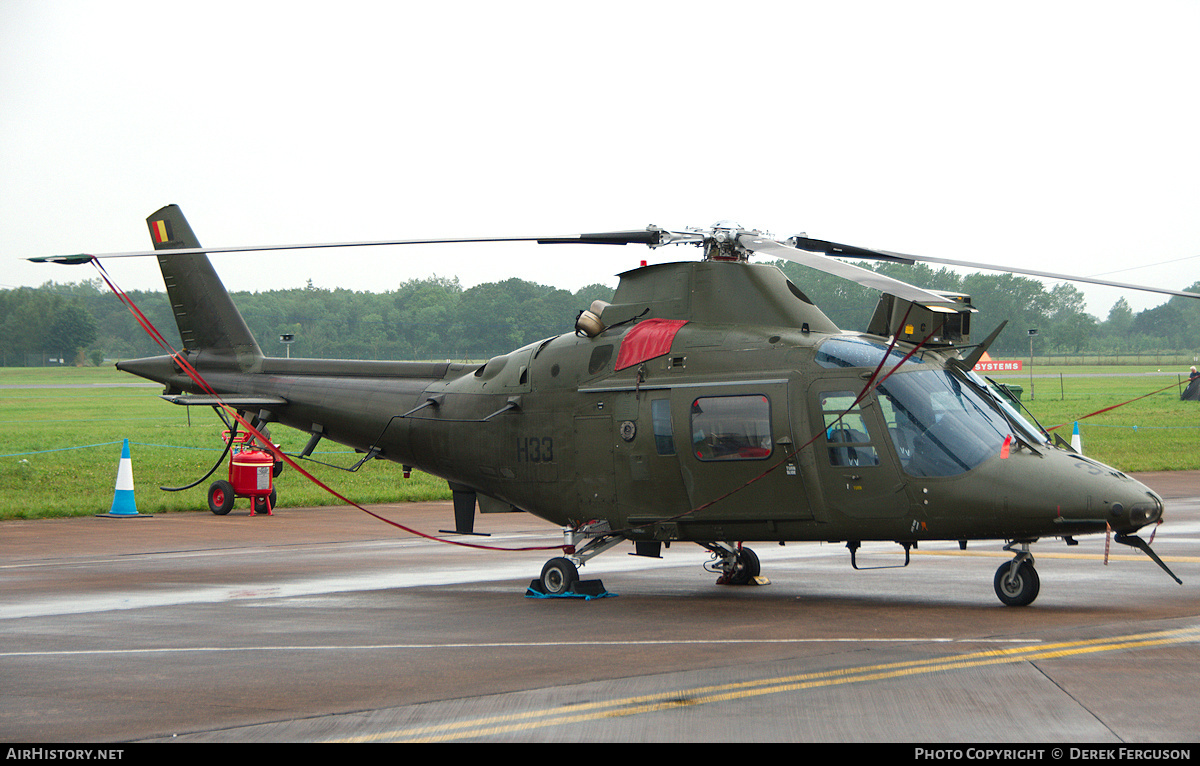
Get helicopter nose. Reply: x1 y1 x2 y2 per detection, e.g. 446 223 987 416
1116 492 1164 529
1087 478 1164 533
1050 454 1164 534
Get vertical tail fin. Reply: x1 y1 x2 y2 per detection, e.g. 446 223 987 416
146 205 262 366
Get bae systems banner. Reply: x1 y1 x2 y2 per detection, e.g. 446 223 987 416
972 360 1023 372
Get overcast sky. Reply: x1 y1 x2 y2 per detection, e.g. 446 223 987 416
3 1 1198 319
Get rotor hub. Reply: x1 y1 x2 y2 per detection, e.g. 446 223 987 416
703 221 755 262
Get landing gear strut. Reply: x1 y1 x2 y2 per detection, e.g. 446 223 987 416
532 522 623 596
994 542 1040 606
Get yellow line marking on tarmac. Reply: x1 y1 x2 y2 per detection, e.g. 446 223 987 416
332 625 1200 743
911 549 1200 563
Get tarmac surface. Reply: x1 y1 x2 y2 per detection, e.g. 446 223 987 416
2 472 1199 743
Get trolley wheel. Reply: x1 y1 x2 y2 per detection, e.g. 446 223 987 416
208 480 235 515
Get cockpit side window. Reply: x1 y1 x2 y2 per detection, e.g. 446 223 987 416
820 391 880 467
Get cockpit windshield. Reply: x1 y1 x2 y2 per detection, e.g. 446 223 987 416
875 369 1012 477
816 337 1033 477
815 336 927 371
968 370 1050 448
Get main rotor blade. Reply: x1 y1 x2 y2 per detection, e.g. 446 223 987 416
788 235 911 263
739 234 960 309
896 252 1200 301
28 230 670 264
536 230 672 245
789 236 1200 301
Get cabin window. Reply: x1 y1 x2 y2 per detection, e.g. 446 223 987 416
690 395 772 461
820 391 880 467
651 399 675 455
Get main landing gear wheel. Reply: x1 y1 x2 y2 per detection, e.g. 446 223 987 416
540 557 579 595
727 547 761 585
208 480 234 515
994 560 1040 607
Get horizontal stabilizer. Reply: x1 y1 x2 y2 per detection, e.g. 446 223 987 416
160 394 287 407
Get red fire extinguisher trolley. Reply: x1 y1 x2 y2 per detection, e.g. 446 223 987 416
208 431 280 516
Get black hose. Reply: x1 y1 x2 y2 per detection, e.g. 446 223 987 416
159 416 237 492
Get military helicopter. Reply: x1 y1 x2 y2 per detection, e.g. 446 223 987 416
32 205 1193 606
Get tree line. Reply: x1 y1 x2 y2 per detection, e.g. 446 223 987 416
3 262 1198 366
0 276 615 365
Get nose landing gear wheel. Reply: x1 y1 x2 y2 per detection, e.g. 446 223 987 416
994 560 1040 606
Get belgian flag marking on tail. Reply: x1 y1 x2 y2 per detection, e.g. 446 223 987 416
150 219 171 244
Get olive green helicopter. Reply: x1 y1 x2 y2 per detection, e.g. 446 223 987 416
31 205 1193 605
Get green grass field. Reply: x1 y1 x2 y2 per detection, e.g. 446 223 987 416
2 364 1198 519
0 366 448 519
987 367 1200 473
